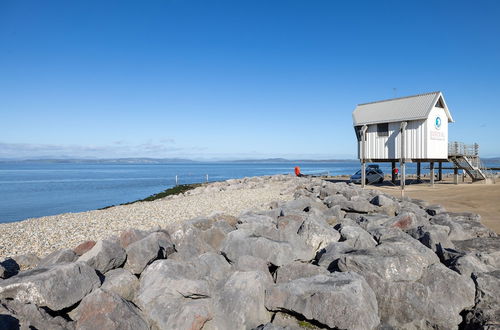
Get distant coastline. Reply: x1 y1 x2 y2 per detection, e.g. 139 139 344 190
0 157 361 164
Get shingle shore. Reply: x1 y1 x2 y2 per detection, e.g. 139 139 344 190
0 176 295 258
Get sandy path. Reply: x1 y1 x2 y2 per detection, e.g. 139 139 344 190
374 181 500 233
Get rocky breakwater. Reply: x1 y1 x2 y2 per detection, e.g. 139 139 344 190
0 175 499 329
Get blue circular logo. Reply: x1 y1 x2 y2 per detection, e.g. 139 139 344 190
435 116 442 130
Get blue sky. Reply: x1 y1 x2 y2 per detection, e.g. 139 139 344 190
1 0 499 159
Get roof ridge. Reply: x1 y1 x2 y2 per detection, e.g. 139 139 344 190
357 91 441 106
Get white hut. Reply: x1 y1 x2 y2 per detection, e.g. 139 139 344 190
352 91 453 187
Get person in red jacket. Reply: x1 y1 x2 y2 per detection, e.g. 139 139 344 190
295 166 303 177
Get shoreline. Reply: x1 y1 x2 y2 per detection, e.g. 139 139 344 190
0 175 296 258
1 174 498 259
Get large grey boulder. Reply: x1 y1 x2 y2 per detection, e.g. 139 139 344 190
343 199 378 213
355 213 392 231
425 204 447 216
78 239 126 273
70 288 149 330
124 231 175 275
275 261 329 283
339 225 377 249
464 270 500 328
431 212 497 240
10 253 40 270
337 237 475 329
316 241 356 269
206 270 272 329
220 226 315 266
37 248 78 267
407 224 454 252
338 236 439 282
451 237 500 270
265 273 380 330
369 227 411 243
297 215 340 252
384 211 429 230
0 262 100 311
102 268 139 301
168 222 216 260
119 228 149 248
233 255 269 274
323 194 349 209
135 257 221 329
0 300 74 330
370 194 397 207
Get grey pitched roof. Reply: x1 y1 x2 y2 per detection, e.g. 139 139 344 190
352 91 454 126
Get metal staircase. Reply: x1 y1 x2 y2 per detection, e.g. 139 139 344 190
448 142 487 181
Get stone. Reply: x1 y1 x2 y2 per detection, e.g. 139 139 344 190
11 253 40 270
0 258 19 279
265 273 380 330
407 225 454 252
337 237 475 329
168 222 215 260
355 213 392 231
200 227 227 250
431 213 497 240
464 271 500 328
0 262 100 311
209 213 239 228
323 194 349 208
316 241 356 269
119 229 149 248
297 215 341 252
275 261 329 283
447 254 496 278
135 259 214 329
268 312 323 329
339 225 377 249
102 268 139 301
206 270 272 329
452 237 500 270
426 204 446 216
343 199 378 213
384 211 428 230
0 300 74 330
124 231 175 275
370 194 396 207
71 288 149 330
369 227 410 243
73 240 96 256
37 248 77 267
233 255 270 274
220 226 315 266
78 239 126 273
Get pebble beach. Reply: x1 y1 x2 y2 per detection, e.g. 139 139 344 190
0 176 295 258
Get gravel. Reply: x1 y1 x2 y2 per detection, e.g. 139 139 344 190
0 176 296 258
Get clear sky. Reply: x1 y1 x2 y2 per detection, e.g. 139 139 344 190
1 0 499 159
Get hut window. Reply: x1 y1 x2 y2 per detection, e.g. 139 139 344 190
354 126 362 141
435 98 444 108
377 123 389 137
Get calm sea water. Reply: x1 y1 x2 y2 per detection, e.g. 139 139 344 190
0 161 494 223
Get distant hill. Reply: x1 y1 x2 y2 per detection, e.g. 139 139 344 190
0 157 359 164
229 158 357 163
0 158 198 164
483 157 500 163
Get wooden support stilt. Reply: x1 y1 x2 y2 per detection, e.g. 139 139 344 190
454 167 458 185
417 162 421 181
430 162 435 187
391 161 396 184
438 162 443 181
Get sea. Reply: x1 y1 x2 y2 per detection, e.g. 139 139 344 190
0 161 496 223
